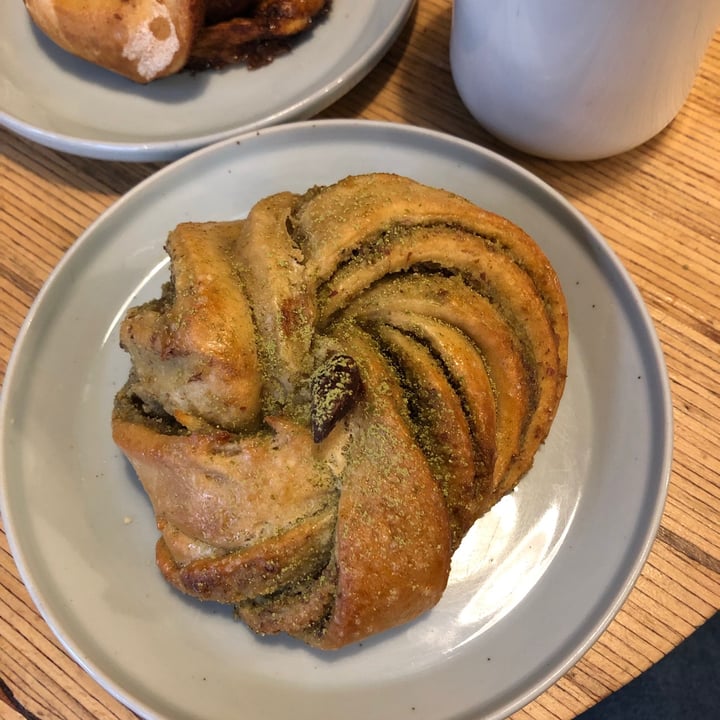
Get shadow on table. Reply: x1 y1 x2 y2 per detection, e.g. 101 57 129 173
576 611 720 719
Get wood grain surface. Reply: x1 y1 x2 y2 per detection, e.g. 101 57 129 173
1 2 719 719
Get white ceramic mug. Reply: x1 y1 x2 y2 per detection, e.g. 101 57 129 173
450 0 720 160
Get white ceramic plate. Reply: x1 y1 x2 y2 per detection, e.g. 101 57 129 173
0 120 672 720
0 1 414 161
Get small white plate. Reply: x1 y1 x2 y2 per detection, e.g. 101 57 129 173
0 120 672 720
0 1 414 161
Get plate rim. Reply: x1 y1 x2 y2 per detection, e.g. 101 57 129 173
0 0 416 162
0 118 673 720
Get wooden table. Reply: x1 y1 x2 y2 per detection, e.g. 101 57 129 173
2 2 719 718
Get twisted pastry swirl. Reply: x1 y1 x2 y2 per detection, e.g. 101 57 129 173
112 173 568 649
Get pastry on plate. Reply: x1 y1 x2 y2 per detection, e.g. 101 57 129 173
112 173 568 649
23 0 330 83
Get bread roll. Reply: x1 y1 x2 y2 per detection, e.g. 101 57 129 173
24 0 204 83
112 173 568 649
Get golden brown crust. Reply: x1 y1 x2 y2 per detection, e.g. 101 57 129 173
315 325 451 649
24 0 205 83
300 172 568 500
156 508 336 602
112 415 336 551
119 221 263 432
112 173 568 649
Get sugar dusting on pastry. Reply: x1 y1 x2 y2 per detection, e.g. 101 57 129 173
122 2 180 81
